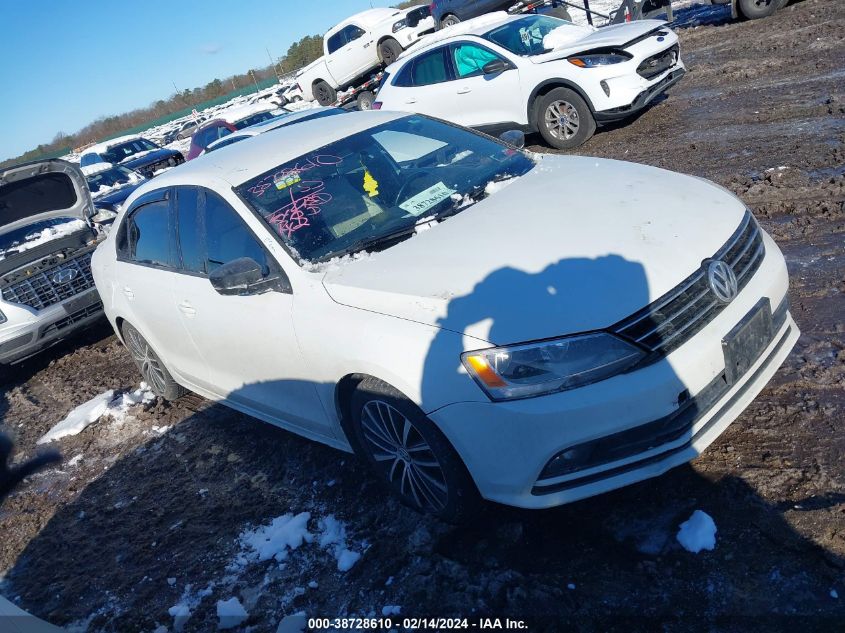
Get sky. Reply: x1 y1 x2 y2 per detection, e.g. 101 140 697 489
0 0 401 161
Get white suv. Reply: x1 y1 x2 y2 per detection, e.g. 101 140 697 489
0 160 104 371
374 13 686 148
92 111 797 521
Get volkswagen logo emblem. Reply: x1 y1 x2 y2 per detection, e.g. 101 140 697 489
51 268 79 285
706 260 738 303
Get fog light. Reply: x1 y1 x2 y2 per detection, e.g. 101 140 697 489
540 444 594 479
600 80 610 97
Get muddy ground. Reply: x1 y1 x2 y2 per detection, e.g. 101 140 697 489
1 1 843 631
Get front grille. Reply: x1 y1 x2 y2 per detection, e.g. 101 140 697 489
637 44 679 79
41 301 103 338
614 211 765 356
1 252 96 311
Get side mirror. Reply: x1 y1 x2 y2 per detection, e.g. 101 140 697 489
482 59 510 75
499 130 525 149
209 257 291 296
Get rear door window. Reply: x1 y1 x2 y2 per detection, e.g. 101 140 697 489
175 187 204 273
126 200 175 268
407 47 452 86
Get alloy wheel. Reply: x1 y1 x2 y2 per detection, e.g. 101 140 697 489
360 400 449 513
124 327 167 395
544 100 580 141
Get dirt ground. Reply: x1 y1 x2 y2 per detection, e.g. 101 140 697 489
1 1 843 631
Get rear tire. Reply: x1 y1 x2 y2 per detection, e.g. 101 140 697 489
349 377 480 523
737 0 779 19
121 322 186 401
535 87 596 150
313 80 337 107
356 90 375 111
378 38 403 66
440 14 460 28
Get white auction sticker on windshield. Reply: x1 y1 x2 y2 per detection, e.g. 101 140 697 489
399 182 457 216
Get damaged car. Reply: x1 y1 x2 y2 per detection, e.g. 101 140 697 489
374 13 686 148
0 160 105 370
92 112 798 522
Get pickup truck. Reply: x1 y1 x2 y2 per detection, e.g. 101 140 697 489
297 6 435 106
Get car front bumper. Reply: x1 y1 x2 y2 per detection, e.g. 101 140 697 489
594 66 687 122
0 288 104 365
429 231 798 509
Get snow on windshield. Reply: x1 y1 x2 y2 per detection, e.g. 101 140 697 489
0 218 88 261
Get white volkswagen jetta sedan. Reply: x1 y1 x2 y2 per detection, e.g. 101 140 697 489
91 111 798 521
374 13 685 149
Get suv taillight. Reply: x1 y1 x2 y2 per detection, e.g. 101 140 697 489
372 102 383 110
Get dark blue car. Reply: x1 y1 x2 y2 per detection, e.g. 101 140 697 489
82 163 147 221
80 137 184 179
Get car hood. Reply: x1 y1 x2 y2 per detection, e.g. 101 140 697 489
533 19 666 61
0 159 94 236
321 155 747 345
122 148 176 168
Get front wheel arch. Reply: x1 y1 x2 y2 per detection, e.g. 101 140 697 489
527 79 597 129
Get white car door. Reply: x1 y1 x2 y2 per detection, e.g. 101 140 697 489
446 41 524 128
169 186 331 436
113 194 188 370
382 45 457 120
325 24 375 86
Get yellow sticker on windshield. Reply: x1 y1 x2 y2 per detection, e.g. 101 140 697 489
274 173 301 191
363 169 379 198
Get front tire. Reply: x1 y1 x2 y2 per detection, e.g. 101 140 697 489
378 38 403 66
121 322 186 401
313 80 337 107
535 87 596 150
737 0 779 19
349 378 480 523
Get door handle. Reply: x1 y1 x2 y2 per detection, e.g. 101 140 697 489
122 286 134 300
457 87 471 95
405 97 417 104
178 301 197 318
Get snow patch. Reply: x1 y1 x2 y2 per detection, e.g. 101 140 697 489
37 384 155 444
542 23 595 50
318 514 361 572
168 583 214 632
831 589 839 599
484 178 518 196
217 597 249 630
381 605 401 616
0 219 88 261
676 510 717 553
234 512 314 566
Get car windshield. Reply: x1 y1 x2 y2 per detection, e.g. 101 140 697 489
236 115 535 264
483 15 568 56
86 165 142 196
0 217 88 260
101 138 159 163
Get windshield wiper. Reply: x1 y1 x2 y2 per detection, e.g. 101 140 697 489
339 218 438 257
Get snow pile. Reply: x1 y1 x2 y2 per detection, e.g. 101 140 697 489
0 219 88 261
484 177 519 196
676 510 717 553
318 514 361 572
231 512 362 575
169 583 214 632
301 250 373 274
37 384 155 444
37 391 115 444
235 512 314 565
217 597 249 630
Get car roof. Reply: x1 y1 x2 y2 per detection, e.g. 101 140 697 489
129 110 408 195
328 7 404 35
85 134 145 155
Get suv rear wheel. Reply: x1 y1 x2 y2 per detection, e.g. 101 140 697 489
440 14 460 28
378 38 403 66
737 0 779 19
536 87 596 150
349 378 480 523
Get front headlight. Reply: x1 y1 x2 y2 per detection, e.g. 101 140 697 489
392 18 407 32
568 52 631 68
462 332 644 401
